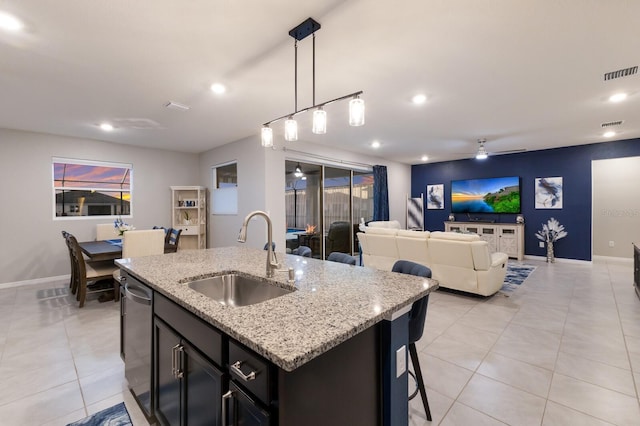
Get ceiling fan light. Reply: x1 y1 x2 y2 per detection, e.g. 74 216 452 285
261 126 273 147
312 107 327 134
294 163 304 178
284 117 298 141
349 97 365 126
475 148 488 160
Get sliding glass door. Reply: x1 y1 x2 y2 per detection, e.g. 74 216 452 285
285 160 372 259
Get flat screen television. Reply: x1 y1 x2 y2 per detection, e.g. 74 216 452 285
451 176 521 214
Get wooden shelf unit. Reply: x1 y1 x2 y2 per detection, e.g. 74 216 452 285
171 186 207 250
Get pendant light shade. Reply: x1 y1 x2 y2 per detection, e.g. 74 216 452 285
475 140 488 160
261 126 273 148
284 117 298 141
349 96 365 126
312 107 327 134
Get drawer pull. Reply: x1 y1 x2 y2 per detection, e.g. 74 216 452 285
230 360 256 381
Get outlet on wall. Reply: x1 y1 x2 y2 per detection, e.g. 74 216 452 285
539 241 544 248
609 241 615 247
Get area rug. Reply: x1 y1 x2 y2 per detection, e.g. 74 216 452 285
67 402 132 426
500 263 537 295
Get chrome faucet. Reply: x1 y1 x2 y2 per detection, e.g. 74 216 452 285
238 210 279 278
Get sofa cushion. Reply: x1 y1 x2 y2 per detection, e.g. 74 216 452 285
396 229 430 238
367 220 401 229
364 227 399 236
430 231 481 242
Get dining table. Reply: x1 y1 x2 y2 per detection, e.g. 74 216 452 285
79 239 123 261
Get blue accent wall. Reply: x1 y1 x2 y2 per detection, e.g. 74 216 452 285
411 138 640 261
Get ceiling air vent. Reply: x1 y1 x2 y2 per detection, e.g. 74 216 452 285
604 66 638 81
601 120 623 128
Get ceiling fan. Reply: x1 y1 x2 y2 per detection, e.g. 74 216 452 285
472 138 526 160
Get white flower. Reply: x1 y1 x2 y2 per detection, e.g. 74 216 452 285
114 218 135 236
535 217 567 243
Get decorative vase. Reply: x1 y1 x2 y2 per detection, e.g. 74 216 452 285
546 241 555 263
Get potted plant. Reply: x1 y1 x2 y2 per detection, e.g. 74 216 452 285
535 217 567 262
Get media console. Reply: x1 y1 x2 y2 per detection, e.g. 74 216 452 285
444 221 524 261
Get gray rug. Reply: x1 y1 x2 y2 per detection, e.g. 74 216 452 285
66 402 132 426
500 263 537 295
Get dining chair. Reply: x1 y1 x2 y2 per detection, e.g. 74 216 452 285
67 234 119 308
327 252 357 265
391 260 432 422
165 228 182 253
96 223 118 240
62 231 77 293
114 229 166 298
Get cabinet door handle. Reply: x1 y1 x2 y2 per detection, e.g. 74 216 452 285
221 390 233 426
230 361 256 381
172 344 184 379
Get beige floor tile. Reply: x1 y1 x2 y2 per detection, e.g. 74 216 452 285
491 323 561 370
555 351 636 396
79 363 128 406
477 352 553 398
424 334 489 371
440 402 509 426
511 304 568 334
458 374 546 426
73 346 123 378
408 386 454 426
542 401 616 426
0 381 84 426
415 352 474 399
440 322 501 351
40 409 88 426
548 373 640 425
0 357 77 406
559 332 630 370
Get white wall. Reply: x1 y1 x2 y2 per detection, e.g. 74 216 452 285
0 128 199 285
592 156 640 258
200 137 411 252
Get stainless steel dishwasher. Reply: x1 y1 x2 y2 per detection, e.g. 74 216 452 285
122 273 154 419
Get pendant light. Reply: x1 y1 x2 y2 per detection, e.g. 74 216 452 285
349 95 365 127
294 163 304 178
475 139 488 160
312 107 327 134
260 18 364 146
284 116 298 141
261 125 273 147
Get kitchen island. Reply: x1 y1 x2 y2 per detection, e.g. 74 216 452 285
117 246 438 426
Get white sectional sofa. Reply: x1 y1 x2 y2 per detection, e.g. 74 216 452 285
357 228 508 296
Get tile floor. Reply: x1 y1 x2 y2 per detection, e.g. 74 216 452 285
1 258 639 425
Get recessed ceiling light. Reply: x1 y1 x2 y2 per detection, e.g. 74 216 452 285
421 155 429 162
412 94 427 105
0 11 23 32
210 83 226 94
609 93 627 103
603 130 616 138
371 141 381 149
99 123 114 131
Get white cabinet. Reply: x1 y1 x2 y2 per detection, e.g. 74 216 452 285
444 222 524 260
171 186 207 250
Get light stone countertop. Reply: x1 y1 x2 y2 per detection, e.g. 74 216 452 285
116 246 438 372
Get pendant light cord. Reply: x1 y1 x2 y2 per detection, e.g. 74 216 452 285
294 40 298 113
312 33 316 106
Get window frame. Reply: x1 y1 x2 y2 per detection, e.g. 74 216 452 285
52 157 133 220
211 160 238 215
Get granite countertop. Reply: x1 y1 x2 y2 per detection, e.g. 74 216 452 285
116 246 438 372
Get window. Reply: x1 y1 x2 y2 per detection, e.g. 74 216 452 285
212 161 237 215
53 157 132 219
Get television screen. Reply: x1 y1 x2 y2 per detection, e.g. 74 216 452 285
451 176 521 213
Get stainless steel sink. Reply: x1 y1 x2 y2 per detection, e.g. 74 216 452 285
187 274 293 307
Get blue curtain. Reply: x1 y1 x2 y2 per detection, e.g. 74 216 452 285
373 165 389 221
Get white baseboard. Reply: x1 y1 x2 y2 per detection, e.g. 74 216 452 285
592 255 633 264
0 274 70 290
523 255 592 265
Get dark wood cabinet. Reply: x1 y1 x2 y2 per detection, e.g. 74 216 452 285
224 382 271 426
154 318 224 426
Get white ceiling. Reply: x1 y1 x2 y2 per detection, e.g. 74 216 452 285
1 0 639 164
